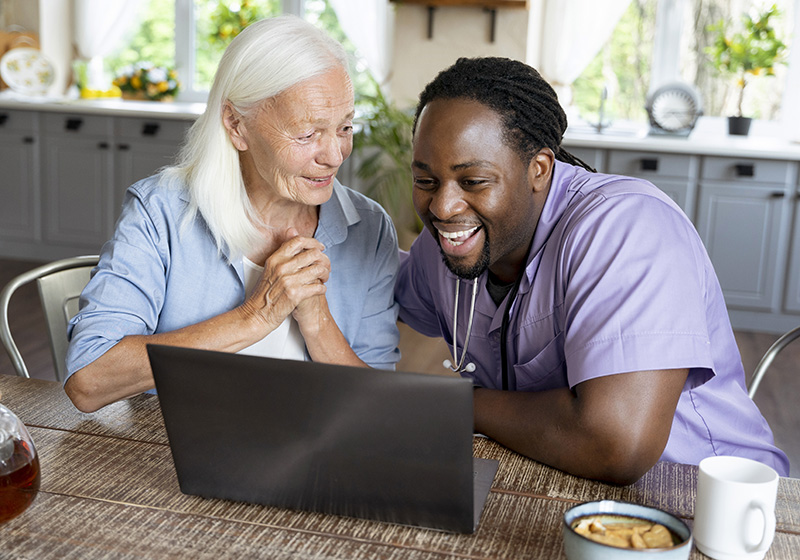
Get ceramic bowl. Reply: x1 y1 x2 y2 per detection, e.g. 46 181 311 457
563 500 692 560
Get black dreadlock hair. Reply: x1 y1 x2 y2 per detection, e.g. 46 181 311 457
413 57 596 173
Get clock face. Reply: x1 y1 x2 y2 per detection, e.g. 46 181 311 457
650 89 699 132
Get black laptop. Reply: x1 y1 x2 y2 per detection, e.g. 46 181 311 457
147 344 498 533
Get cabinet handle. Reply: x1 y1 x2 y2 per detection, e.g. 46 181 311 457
142 122 160 136
22 136 34 144
0 113 8 126
735 163 755 177
117 143 130 151
770 192 785 199
65 118 83 131
97 142 110 149
640 158 659 172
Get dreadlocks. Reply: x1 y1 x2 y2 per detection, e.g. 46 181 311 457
413 57 595 173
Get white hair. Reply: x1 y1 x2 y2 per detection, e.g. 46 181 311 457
162 15 350 258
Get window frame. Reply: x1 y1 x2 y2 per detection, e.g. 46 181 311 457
173 0 307 102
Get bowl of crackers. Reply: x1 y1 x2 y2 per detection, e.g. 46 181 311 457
563 500 692 559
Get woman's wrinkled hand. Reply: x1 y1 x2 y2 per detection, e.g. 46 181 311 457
240 228 329 336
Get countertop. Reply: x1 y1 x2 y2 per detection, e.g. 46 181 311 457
564 125 800 162
0 95 204 120
3 95 800 161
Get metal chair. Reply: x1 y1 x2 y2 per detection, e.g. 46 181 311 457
748 325 800 398
0 255 99 381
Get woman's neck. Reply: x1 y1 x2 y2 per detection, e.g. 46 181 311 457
245 201 319 266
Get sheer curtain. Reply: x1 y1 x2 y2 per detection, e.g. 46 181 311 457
537 0 631 106
73 0 144 89
327 0 394 85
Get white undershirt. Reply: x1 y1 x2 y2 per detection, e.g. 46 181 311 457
237 257 307 361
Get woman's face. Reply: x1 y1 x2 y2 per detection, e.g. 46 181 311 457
229 65 355 209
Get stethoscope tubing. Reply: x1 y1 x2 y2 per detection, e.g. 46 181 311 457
446 268 525 389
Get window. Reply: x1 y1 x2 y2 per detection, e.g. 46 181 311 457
572 0 797 127
106 0 374 103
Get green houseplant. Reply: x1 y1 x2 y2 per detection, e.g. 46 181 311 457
706 4 787 135
354 89 421 248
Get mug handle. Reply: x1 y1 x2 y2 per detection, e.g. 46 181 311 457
745 500 777 553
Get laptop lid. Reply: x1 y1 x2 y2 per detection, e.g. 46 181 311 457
147 344 497 533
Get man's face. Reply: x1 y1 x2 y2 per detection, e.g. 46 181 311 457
411 98 550 283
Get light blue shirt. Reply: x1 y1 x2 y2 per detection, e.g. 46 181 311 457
396 160 789 475
67 174 400 380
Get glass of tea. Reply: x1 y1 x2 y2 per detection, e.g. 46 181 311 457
0 403 40 523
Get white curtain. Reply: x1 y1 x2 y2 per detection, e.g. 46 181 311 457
73 0 144 89
538 0 632 106
327 0 394 86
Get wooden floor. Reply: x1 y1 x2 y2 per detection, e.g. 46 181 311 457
1 257 798 477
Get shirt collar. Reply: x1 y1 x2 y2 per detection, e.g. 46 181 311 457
315 179 360 248
518 159 585 294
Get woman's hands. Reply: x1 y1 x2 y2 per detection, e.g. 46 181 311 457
242 228 364 367
240 228 331 338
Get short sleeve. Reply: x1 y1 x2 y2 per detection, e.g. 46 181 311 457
560 190 715 387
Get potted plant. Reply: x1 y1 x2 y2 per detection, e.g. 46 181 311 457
705 4 787 136
353 88 421 248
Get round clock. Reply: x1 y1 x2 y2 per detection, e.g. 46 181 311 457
645 82 703 136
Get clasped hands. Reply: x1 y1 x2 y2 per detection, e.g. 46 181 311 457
239 228 331 339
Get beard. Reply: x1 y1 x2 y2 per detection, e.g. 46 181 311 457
439 235 490 280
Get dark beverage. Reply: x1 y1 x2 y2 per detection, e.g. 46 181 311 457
0 438 40 523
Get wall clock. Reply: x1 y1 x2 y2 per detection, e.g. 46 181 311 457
645 82 703 136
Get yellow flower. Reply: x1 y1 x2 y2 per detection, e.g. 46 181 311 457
131 76 142 89
157 81 169 93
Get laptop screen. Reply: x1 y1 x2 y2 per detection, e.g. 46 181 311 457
148 344 496 533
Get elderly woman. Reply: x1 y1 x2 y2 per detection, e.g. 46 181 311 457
65 16 400 413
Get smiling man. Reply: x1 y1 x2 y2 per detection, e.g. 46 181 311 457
395 57 789 485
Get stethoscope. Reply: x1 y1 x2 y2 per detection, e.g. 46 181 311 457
443 270 525 390
442 278 478 374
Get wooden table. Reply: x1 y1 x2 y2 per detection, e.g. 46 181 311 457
1 374 799 559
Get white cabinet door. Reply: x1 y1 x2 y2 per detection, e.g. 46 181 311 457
0 110 39 241
113 117 191 219
696 158 793 312
42 113 114 251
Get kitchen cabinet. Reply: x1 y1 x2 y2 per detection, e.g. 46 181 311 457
606 150 699 219
566 146 605 173
42 112 115 250
114 117 192 213
0 105 194 260
0 110 40 242
695 157 793 311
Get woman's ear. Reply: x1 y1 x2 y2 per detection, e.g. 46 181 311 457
222 102 248 151
528 148 555 193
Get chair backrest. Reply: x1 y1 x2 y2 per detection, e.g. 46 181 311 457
748 325 800 398
0 256 99 381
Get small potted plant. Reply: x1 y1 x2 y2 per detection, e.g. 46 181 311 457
113 63 180 102
705 4 787 136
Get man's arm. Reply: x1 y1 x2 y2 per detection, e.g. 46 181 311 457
473 367 689 485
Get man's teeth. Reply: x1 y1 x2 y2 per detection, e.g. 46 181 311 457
438 226 478 246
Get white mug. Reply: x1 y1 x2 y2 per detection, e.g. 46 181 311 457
694 456 779 560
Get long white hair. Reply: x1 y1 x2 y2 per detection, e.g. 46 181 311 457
162 15 350 258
